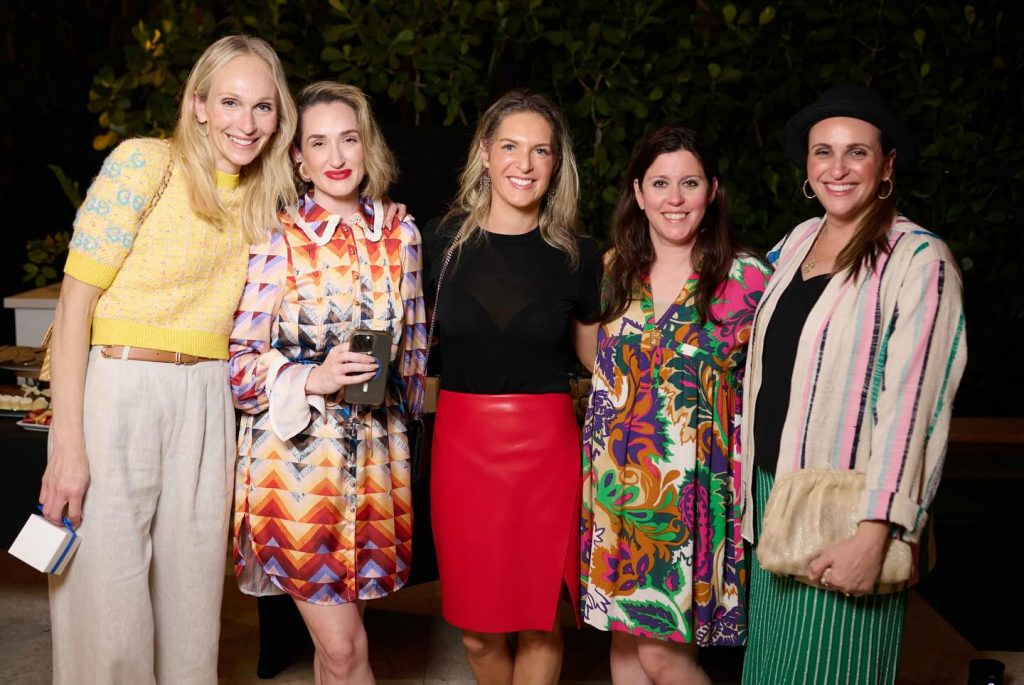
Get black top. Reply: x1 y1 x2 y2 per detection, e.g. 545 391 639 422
752 272 831 473
423 218 602 394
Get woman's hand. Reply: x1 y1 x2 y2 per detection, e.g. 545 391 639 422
305 344 379 396
808 520 891 596
383 200 412 226
39 276 101 528
39 445 90 528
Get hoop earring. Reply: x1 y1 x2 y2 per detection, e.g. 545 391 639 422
877 177 894 199
297 163 312 183
802 179 815 199
197 120 209 138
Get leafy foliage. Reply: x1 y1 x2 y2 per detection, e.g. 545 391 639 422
23 232 71 287
85 0 1023 413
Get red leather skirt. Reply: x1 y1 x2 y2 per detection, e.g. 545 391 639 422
430 390 581 633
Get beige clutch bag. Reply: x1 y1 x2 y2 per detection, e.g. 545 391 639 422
756 468 913 592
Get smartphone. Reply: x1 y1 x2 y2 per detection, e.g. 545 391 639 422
345 329 390 405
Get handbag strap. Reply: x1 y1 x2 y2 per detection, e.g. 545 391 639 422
38 145 173 378
414 239 457 418
139 143 174 227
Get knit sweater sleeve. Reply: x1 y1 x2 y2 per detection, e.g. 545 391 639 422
64 138 170 289
857 240 968 541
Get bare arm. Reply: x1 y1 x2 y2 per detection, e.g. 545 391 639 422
573 319 600 374
39 276 102 527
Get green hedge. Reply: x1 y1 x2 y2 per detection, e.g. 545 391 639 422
87 0 1023 413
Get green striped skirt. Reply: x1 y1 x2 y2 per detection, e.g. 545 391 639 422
742 467 907 685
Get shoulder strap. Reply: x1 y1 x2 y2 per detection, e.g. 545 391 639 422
138 143 174 228
38 142 174 382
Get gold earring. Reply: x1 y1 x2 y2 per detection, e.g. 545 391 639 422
197 120 209 138
297 162 312 183
877 178 894 199
802 179 816 199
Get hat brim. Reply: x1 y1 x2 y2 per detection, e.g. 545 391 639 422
782 99 916 173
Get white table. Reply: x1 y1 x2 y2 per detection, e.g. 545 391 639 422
3 282 60 347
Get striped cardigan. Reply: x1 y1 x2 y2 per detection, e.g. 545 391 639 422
741 215 967 551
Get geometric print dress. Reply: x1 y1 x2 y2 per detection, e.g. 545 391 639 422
228 194 426 605
580 255 769 645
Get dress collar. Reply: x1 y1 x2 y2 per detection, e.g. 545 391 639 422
286 193 376 246
288 193 343 245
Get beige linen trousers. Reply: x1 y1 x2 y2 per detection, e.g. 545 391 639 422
48 348 235 684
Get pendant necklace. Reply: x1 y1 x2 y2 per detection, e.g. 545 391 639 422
803 220 828 275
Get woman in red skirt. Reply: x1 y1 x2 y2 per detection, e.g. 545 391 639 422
425 90 602 684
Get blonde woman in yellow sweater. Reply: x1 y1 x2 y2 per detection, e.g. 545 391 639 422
37 35 297 684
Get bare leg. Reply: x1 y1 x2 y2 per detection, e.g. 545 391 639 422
462 630 513 685
293 599 376 685
636 635 708 685
511 621 563 685
610 632 655 685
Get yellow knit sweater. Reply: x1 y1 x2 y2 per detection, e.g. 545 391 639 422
64 138 249 359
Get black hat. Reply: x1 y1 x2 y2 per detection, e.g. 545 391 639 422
782 85 915 172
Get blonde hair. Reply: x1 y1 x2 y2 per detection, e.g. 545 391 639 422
293 82 397 200
443 89 581 266
172 34 297 243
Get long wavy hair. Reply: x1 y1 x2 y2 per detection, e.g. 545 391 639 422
172 34 297 243
443 89 582 267
823 133 898 280
292 82 397 201
603 125 738 324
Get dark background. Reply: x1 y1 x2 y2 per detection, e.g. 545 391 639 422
2 0 1022 418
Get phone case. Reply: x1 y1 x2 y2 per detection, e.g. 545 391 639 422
345 329 390 405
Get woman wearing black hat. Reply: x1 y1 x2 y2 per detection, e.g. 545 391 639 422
739 85 967 683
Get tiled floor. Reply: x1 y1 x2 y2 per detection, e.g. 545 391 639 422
1 553 1020 684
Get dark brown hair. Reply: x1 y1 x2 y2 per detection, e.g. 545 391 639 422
828 133 898 280
603 125 738 324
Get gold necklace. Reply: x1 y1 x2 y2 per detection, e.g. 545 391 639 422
803 221 828 274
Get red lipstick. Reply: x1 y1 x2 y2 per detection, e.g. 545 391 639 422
325 169 352 180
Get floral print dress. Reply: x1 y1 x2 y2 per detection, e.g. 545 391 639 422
580 255 768 645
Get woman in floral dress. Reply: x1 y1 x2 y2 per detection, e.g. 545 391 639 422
229 82 424 684
580 125 768 684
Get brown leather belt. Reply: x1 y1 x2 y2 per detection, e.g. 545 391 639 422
100 345 217 365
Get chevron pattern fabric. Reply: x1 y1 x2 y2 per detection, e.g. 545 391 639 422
228 195 426 605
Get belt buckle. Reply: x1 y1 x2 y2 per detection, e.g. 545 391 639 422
174 352 197 366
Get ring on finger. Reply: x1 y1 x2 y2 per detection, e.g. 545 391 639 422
821 568 835 588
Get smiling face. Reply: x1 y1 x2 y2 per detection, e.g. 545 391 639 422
481 111 556 220
806 116 896 228
194 53 279 174
633 149 718 251
292 101 366 216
